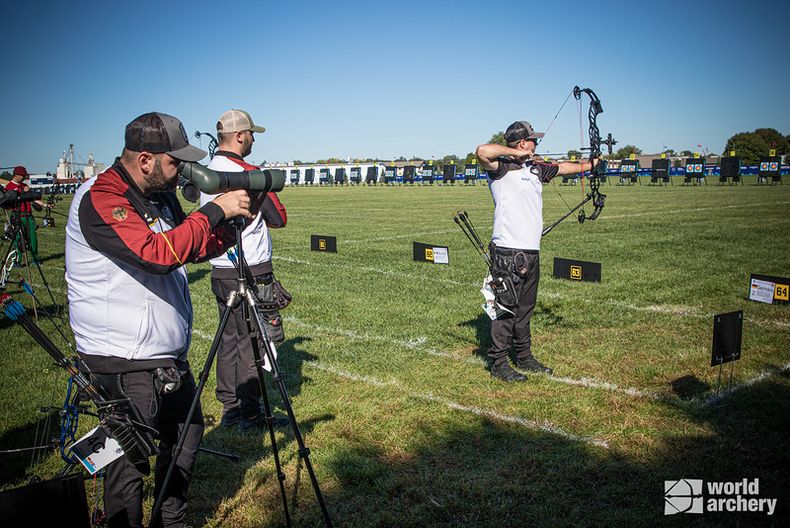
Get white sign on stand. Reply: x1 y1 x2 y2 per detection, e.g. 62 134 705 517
749 278 775 304
432 247 449 264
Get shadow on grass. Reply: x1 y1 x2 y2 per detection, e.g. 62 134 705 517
37 252 65 265
187 267 211 284
671 374 711 399
191 334 337 526
0 411 61 488
298 373 790 527
458 313 490 361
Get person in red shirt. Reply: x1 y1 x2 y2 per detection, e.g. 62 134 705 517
4 166 48 263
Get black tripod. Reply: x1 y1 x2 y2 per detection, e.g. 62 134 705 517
1 211 59 320
150 220 333 528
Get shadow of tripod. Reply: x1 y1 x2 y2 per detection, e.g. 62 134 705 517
149 220 333 528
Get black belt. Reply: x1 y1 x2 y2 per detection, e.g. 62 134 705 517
490 245 539 256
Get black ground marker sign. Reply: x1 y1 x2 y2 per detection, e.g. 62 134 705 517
553 257 601 282
413 242 449 264
311 235 337 253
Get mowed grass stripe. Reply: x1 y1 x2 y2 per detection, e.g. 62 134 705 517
304 362 610 448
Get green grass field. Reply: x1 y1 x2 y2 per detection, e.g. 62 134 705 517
2 179 789 527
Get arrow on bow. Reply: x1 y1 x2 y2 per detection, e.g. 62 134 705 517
541 85 617 237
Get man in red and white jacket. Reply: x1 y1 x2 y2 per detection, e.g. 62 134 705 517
65 112 253 527
199 109 288 433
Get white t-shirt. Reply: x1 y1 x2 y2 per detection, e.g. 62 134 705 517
488 158 559 251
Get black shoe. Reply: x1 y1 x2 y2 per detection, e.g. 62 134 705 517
515 357 553 375
238 413 290 434
490 363 527 382
220 407 242 428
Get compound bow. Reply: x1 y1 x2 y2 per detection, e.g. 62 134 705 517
194 130 219 159
541 85 617 237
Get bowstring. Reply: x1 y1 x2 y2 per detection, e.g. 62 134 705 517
542 89 575 138
543 88 582 214
578 95 586 196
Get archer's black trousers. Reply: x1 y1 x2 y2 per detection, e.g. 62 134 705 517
211 274 284 420
100 366 204 528
487 252 541 366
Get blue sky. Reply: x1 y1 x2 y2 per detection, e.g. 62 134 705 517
2 0 788 172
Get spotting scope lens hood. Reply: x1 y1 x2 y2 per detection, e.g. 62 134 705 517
179 162 285 198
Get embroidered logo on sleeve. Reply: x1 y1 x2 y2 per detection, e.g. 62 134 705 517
112 207 128 221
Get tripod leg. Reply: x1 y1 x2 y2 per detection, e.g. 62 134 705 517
30 243 63 322
243 298 292 527
243 290 334 527
15 220 38 318
148 292 238 528
197 446 240 462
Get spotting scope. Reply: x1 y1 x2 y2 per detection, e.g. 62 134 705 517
179 162 285 202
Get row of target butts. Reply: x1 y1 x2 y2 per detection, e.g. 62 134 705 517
273 154 788 187
565 154 787 187
281 162 482 186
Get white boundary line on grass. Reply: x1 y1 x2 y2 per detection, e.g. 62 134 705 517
189 327 609 447
696 362 790 408
192 320 789 428
271 256 789 330
602 300 789 330
280 315 662 400
191 327 610 447
304 362 609 449
342 229 459 244
193 316 790 407
278 315 789 405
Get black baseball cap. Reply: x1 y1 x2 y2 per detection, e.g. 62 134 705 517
124 112 207 162
504 121 545 143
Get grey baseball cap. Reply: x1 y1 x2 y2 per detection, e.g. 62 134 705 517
504 121 545 142
124 112 207 162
